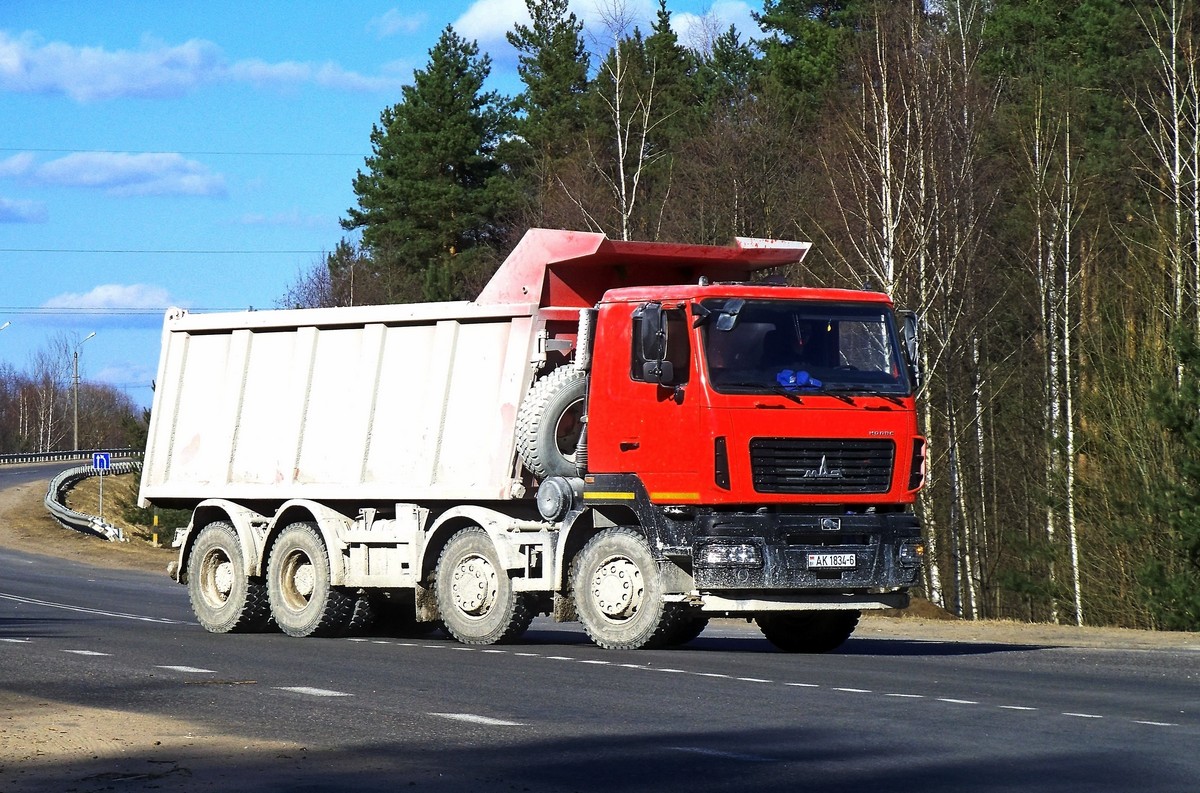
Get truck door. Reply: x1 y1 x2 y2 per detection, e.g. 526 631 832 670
588 303 701 499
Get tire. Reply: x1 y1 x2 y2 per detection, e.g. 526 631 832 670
343 592 377 636
755 610 861 653
516 367 588 479
267 522 355 638
435 528 535 645
370 591 442 638
186 521 272 634
665 614 709 646
571 528 676 650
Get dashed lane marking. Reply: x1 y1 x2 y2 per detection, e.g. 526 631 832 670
670 746 776 762
156 665 216 673
430 712 523 726
62 649 110 656
274 686 352 697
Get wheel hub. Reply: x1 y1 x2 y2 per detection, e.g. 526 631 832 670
213 560 233 598
591 557 643 620
451 555 497 616
292 562 315 598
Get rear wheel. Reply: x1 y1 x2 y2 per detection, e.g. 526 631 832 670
665 614 709 646
436 528 535 645
187 521 272 633
370 591 442 638
267 522 355 637
572 528 675 650
756 610 860 653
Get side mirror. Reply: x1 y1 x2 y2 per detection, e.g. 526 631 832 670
635 303 667 362
899 310 922 388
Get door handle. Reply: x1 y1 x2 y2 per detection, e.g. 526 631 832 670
619 440 640 451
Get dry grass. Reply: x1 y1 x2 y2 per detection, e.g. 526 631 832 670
0 468 175 574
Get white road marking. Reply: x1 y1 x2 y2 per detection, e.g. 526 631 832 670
546 655 574 660
63 649 110 656
0 638 31 643
936 698 978 705
274 686 352 697
999 705 1037 711
579 659 611 665
670 746 775 762
1133 720 1177 727
1063 712 1103 719
785 682 820 688
0 591 185 624
156 665 216 674
833 687 871 693
738 677 773 683
430 712 523 726
884 693 923 699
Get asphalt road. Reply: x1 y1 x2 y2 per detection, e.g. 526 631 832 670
2 532 1198 793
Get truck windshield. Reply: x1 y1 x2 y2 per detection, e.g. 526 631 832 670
701 299 911 396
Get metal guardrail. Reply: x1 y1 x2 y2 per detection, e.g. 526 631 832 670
44 461 141 543
0 448 140 466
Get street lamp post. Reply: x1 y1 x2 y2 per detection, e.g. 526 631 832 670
73 332 96 451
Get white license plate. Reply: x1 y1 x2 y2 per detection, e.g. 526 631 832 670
807 552 856 569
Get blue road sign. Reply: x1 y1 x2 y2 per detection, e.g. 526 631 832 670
92 452 112 471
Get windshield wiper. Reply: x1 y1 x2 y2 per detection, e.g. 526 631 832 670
721 382 804 404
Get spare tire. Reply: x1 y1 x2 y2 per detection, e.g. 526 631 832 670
516 366 588 479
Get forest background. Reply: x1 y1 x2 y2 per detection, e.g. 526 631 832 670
4 0 1199 632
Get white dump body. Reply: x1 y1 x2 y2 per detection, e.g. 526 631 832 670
139 300 539 507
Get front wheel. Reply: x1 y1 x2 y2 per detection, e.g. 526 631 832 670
435 528 535 645
571 528 676 650
267 522 355 637
755 610 860 653
187 521 272 633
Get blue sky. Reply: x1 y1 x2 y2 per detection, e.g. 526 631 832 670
0 0 759 408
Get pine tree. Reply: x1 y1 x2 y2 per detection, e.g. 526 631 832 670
755 0 861 123
507 0 590 227
508 0 590 161
1143 330 1200 630
697 25 760 120
342 26 517 302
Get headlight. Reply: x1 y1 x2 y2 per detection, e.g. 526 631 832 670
701 543 763 566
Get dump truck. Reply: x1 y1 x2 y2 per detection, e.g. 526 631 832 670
140 228 926 652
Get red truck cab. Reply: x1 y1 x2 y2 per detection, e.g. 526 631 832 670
579 283 925 608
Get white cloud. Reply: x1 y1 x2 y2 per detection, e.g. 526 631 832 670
0 152 36 177
43 283 174 311
0 30 402 102
0 31 221 101
455 0 530 50
0 196 46 223
369 9 428 38
34 152 227 198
